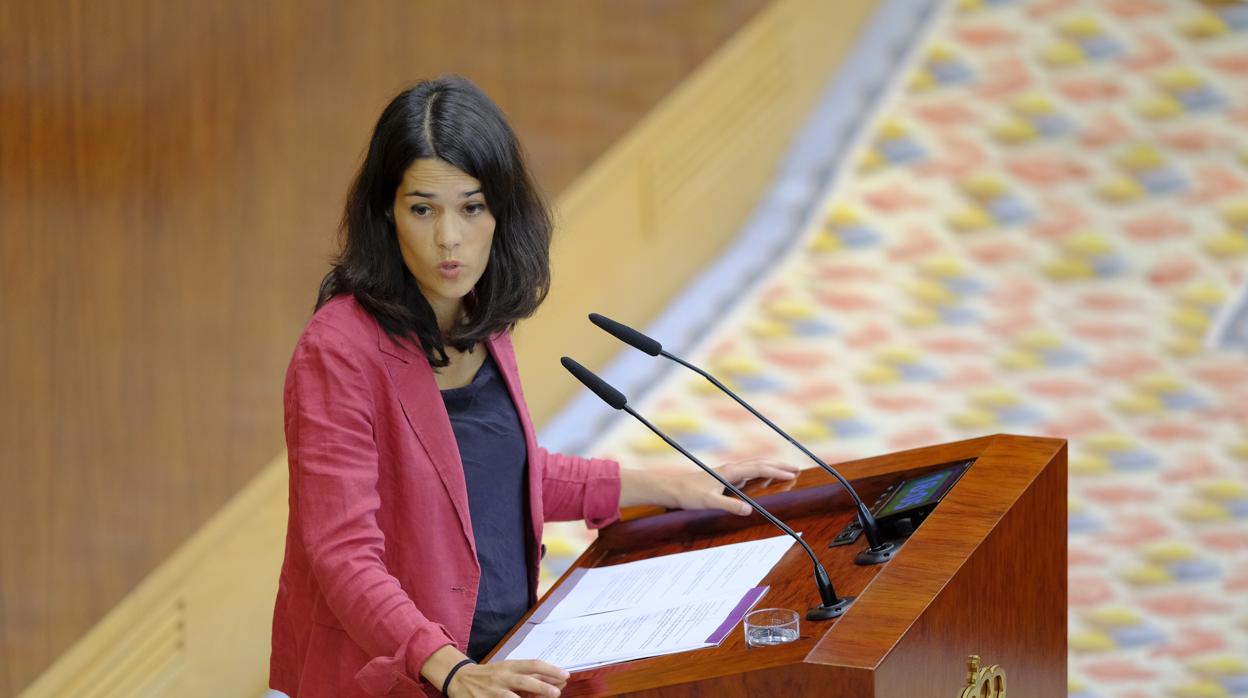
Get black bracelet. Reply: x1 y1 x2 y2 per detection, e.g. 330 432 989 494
441 658 475 696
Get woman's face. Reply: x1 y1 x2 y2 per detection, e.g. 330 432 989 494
392 158 496 328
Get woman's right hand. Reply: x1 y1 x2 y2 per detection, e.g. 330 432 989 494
447 659 569 697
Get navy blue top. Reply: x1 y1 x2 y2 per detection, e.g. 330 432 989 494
440 353 531 661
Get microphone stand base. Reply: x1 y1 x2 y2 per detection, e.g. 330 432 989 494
854 541 896 566
806 596 855 621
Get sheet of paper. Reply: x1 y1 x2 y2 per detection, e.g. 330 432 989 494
498 586 768 670
533 534 795 623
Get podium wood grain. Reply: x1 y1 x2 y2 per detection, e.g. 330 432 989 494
489 435 1067 697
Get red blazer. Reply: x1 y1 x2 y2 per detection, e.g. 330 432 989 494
269 296 622 697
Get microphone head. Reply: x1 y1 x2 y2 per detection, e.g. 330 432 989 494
589 313 662 356
561 356 628 410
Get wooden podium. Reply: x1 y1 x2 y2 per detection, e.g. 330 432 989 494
494 434 1066 697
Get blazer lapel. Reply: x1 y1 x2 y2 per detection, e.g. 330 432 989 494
377 329 476 554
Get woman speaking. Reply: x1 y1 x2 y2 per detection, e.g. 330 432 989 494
268 76 796 698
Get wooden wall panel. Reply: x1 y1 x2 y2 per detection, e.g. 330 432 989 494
0 2 768 693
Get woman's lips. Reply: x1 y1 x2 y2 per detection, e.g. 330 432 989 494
438 261 463 280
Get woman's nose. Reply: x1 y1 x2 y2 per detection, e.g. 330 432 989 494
434 215 462 250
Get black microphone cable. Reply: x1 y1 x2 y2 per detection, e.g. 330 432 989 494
588 312 896 566
561 356 854 620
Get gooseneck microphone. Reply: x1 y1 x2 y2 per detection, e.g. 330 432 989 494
561 356 854 621
588 313 895 566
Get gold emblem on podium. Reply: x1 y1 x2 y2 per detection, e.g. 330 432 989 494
959 655 1006 698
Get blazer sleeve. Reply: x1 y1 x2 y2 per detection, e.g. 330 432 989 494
287 327 455 695
537 448 622 528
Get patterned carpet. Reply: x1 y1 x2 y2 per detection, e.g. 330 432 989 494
540 1 1248 695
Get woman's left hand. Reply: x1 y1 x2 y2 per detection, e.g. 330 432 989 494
619 459 801 515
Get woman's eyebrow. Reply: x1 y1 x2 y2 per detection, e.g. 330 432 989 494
403 189 483 198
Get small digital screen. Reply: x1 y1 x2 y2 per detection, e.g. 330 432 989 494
875 466 961 518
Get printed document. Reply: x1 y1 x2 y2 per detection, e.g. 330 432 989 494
500 587 768 670
492 534 796 669
533 534 795 622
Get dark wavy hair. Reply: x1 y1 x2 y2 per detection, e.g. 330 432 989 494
317 76 552 367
